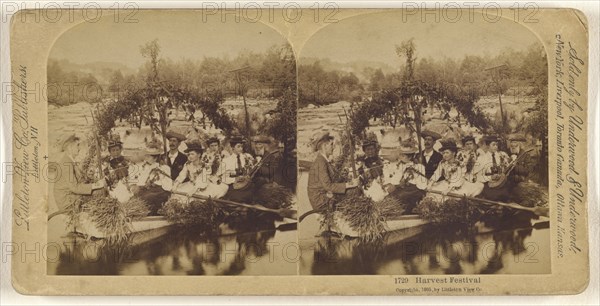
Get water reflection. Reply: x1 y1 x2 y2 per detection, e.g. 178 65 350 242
49 218 297 276
300 219 550 275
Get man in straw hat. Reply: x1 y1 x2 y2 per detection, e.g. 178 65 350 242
162 130 188 180
419 129 443 180
383 141 428 213
307 131 359 210
53 134 106 211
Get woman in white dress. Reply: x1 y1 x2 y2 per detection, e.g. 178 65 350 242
171 141 228 203
427 140 483 198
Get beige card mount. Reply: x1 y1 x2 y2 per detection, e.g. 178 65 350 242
8 7 590 295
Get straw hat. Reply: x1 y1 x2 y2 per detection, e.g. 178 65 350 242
61 134 80 152
508 133 527 142
107 134 123 149
484 135 500 145
229 135 247 145
252 135 273 144
421 130 442 140
398 143 418 155
206 136 220 146
461 135 476 145
310 131 334 152
361 139 379 149
165 130 186 141
439 140 459 153
184 141 203 154
144 142 163 156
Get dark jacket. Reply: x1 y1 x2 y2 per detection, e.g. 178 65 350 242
307 154 347 210
420 150 443 179
357 155 384 186
163 151 188 180
102 155 129 186
54 154 94 210
255 149 286 187
509 148 535 184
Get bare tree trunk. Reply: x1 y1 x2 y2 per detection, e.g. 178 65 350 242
498 91 506 131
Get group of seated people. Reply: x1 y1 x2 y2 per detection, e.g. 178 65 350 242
307 129 535 213
101 130 285 214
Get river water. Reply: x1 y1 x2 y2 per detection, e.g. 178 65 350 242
297 171 550 275
47 223 298 275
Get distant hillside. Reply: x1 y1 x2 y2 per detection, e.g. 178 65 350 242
299 57 396 82
47 58 137 85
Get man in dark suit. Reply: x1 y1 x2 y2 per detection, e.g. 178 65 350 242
507 133 535 184
419 130 443 179
252 135 286 188
163 131 188 180
307 132 359 210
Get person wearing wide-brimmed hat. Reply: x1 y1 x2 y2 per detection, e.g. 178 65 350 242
357 139 384 187
307 131 359 210
130 141 172 215
382 142 428 213
427 140 471 196
129 142 164 187
170 141 228 201
162 130 188 180
419 129 443 179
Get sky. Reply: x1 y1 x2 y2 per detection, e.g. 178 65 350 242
298 10 543 66
50 10 544 69
49 10 289 68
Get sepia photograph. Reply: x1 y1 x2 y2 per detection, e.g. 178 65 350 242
6 6 592 296
45 11 298 276
297 11 551 275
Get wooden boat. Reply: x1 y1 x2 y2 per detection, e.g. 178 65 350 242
327 213 430 243
76 213 297 247
128 216 175 246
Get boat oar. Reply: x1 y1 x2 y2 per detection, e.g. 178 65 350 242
298 207 325 222
426 189 549 217
48 209 69 221
170 191 298 219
